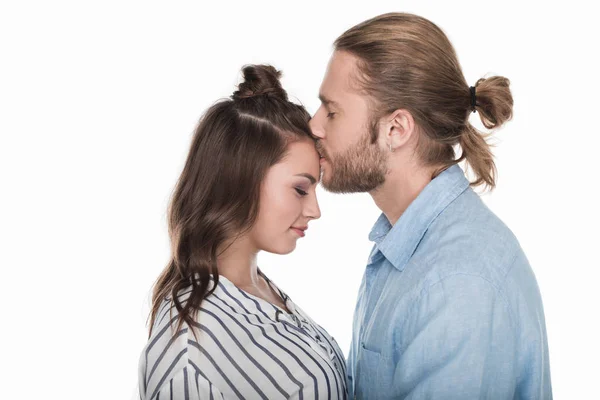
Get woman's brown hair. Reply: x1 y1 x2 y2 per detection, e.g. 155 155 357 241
335 12 514 189
148 65 313 336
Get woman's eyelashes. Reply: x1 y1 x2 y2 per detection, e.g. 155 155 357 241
326 112 336 119
295 187 308 196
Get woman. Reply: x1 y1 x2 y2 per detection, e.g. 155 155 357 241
138 65 347 399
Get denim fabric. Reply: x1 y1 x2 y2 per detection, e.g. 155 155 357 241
347 165 552 399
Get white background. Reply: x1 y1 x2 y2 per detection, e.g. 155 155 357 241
1 1 598 398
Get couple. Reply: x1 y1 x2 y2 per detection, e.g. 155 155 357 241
138 12 552 400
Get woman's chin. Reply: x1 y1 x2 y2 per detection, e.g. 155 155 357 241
261 241 297 255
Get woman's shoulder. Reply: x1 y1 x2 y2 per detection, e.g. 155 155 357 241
140 296 192 398
149 282 252 341
140 289 222 381
150 286 225 331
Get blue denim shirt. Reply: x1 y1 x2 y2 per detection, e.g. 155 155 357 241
347 165 552 399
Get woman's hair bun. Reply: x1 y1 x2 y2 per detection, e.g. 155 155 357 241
232 64 288 101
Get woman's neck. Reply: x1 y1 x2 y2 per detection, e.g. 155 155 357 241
216 236 261 289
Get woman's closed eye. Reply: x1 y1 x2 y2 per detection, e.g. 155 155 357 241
295 188 308 196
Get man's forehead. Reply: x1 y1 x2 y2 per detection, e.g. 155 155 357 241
320 51 359 100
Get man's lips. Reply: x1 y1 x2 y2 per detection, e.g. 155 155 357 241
317 148 327 163
316 142 327 159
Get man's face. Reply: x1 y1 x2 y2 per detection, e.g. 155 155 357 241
310 51 388 193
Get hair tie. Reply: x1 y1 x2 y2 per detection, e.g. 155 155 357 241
469 86 477 113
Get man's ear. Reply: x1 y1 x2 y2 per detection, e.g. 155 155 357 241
384 109 416 152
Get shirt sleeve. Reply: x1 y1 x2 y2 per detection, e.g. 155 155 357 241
395 273 518 399
143 365 225 400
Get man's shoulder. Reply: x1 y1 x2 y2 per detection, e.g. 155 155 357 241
413 189 526 290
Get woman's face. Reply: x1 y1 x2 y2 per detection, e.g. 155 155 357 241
249 139 321 254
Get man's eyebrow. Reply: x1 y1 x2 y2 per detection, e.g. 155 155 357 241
318 94 339 107
295 173 317 184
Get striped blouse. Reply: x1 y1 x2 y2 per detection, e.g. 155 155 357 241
138 273 348 399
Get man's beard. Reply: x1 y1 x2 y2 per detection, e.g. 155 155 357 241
319 121 388 193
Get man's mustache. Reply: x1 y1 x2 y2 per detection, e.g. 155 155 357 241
315 141 328 159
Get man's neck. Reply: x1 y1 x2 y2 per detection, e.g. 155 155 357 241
370 162 437 226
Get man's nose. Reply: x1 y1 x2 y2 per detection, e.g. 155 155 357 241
309 116 325 139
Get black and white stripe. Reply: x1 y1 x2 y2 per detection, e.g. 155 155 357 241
139 275 347 399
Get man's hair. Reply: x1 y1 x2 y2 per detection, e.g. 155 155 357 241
335 12 513 189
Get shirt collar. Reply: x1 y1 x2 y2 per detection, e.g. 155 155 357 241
368 164 470 271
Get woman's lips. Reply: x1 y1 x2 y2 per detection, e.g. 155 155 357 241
290 227 306 237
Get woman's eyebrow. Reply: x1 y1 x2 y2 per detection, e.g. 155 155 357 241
295 173 317 184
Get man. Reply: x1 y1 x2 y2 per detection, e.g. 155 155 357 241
310 12 552 399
